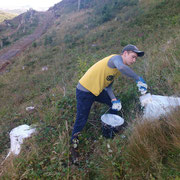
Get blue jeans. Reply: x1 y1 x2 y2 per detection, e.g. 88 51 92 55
71 88 117 141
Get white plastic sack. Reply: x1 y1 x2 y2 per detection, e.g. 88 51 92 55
26 106 35 111
140 93 180 119
6 125 36 158
101 114 124 127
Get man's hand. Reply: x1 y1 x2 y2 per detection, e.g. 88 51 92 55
112 99 122 111
136 77 147 95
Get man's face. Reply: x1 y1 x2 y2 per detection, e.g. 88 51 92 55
123 51 138 66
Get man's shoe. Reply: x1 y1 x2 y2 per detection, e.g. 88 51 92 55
70 138 79 165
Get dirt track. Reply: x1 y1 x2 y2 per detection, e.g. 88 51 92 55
0 11 54 72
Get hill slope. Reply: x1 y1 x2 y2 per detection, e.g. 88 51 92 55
0 0 180 179
0 10 17 22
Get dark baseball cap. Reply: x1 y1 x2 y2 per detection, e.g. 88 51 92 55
122 44 144 57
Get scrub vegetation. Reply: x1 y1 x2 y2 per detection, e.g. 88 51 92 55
0 0 180 179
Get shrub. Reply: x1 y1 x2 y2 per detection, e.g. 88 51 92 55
93 0 138 24
44 35 53 46
32 42 37 48
1 37 11 47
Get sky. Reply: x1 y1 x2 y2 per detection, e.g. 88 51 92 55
0 0 62 11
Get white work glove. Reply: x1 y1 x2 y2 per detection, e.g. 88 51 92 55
112 100 122 111
136 77 147 95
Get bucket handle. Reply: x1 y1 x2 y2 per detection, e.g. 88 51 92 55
104 107 125 119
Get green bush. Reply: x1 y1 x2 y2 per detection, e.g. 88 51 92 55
44 35 53 46
1 37 11 47
93 0 138 24
32 42 37 47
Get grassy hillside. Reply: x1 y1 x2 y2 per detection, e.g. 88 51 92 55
0 11 17 22
0 0 180 179
0 9 41 50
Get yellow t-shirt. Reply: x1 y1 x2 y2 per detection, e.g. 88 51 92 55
79 54 120 96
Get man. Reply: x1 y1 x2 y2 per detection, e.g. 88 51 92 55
71 44 147 162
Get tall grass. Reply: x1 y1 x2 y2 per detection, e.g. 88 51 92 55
125 108 180 179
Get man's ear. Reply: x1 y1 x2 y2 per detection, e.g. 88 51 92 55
123 51 128 56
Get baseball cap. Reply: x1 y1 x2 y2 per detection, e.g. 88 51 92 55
122 44 144 57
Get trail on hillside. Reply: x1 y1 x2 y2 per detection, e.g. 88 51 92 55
0 11 54 72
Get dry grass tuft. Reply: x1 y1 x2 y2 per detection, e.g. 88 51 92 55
125 107 180 178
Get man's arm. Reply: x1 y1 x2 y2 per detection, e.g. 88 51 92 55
109 55 147 94
105 83 122 111
109 55 140 81
105 83 116 101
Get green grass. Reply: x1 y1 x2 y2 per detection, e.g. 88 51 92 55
0 0 180 179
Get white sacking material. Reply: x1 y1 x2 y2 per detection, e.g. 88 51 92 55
26 106 35 111
6 125 36 158
140 93 180 119
101 114 124 127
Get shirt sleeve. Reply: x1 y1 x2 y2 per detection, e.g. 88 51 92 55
105 82 116 100
112 55 140 81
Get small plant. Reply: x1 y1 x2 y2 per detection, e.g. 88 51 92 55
1 37 11 47
44 35 53 46
32 42 37 48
